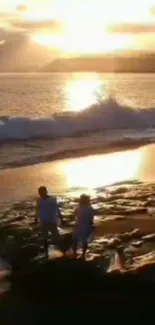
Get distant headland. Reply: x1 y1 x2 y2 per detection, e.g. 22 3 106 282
41 53 155 73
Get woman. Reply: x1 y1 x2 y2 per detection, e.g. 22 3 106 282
72 194 95 259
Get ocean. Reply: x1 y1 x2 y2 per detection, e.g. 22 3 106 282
0 72 155 202
1 72 155 171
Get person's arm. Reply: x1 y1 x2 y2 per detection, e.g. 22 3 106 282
74 207 78 225
35 199 39 224
90 207 95 229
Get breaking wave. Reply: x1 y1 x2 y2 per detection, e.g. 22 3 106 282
1 98 155 141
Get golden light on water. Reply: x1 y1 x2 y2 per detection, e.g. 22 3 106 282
65 74 104 111
58 149 142 190
1 144 155 203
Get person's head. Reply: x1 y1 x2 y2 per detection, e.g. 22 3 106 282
79 194 90 207
38 186 48 198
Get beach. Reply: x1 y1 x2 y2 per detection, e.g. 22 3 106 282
1 73 155 319
0 151 155 323
1 144 155 272
1 160 155 320
1 142 155 203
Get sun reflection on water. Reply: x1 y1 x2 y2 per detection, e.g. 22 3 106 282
58 149 142 191
64 74 106 112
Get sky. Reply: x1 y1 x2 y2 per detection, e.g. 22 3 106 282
1 0 155 55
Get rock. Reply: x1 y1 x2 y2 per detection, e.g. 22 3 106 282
124 208 147 215
12 203 26 210
13 226 32 237
147 207 155 216
116 245 124 253
133 262 155 279
130 229 141 239
142 234 155 242
107 252 125 273
124 246 138 254
107 238 121 249
95 237 109 245
15 216 24 222
94 256 110 272
119 232 130 242
104 215 125 222
132 241 143 248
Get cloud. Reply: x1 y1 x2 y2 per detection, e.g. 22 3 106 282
0 6 63 48
0 11 63 39
107 23 155 34
12 19 63 31
16 5 28 12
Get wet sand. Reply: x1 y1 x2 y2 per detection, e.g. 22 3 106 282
2 143 155 205
96 216 155 235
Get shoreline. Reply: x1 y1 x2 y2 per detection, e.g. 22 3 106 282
1 138 153 170
0 140 155 205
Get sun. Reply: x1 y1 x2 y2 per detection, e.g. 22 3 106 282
30 0 151 55
32 31 134 55
31 9 134 54
64 75 104 111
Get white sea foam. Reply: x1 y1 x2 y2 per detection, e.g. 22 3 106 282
0 98 155 141
0 98 155 169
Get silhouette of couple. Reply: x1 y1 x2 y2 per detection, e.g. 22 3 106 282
35 186 95 259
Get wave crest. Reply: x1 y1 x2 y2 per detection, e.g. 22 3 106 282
0 98 155 140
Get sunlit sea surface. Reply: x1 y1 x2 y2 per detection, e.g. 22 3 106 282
1 72 155 117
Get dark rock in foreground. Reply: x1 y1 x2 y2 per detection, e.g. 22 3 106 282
0 257 155 324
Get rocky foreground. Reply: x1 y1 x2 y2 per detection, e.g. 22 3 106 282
0 180 155 270
1 180 155 322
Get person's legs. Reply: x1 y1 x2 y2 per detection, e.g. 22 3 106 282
81 241 88 259
40 223 49 258
50 223 65 254
81 228 94 259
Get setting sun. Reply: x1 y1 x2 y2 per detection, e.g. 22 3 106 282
29 0 153 55
65 75 103 111
32 32 134 55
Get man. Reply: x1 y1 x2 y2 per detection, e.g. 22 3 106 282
35 186 65 258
